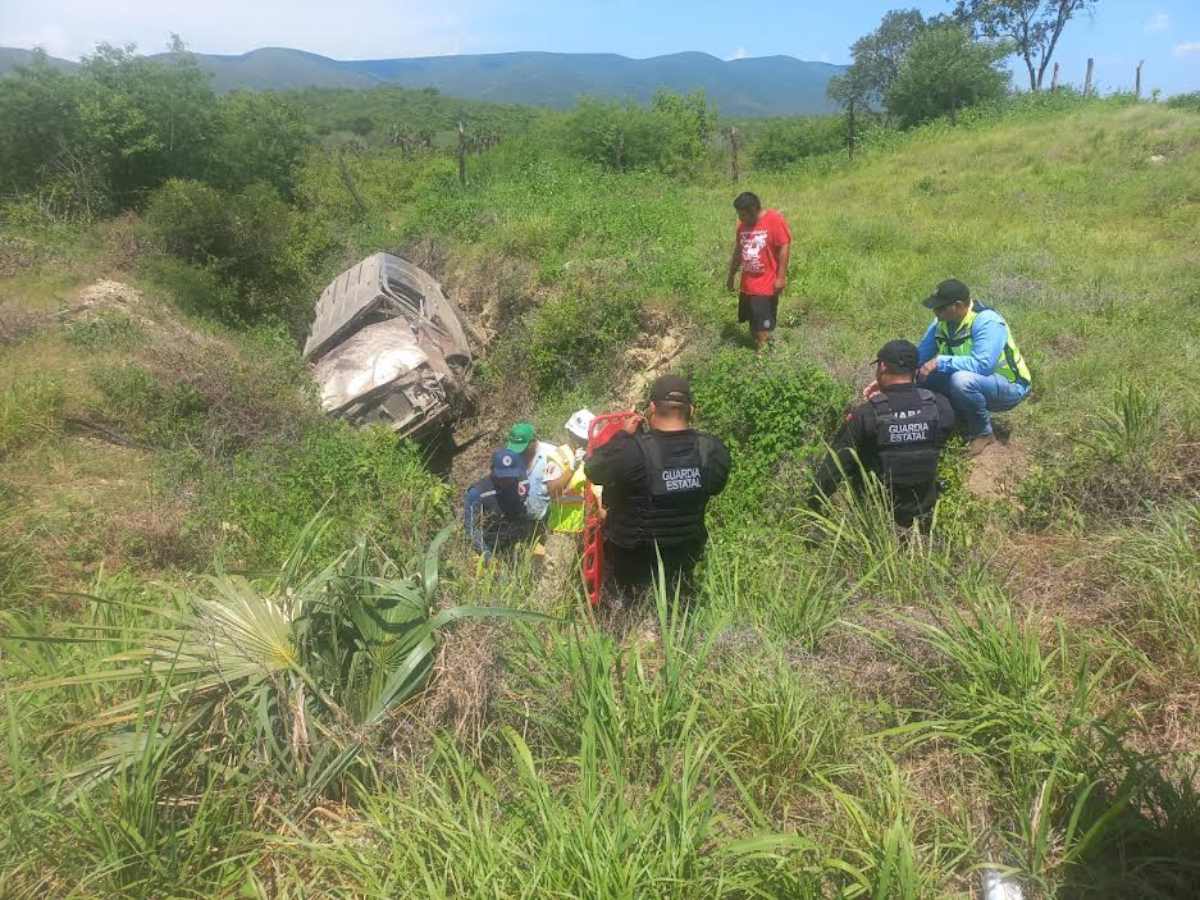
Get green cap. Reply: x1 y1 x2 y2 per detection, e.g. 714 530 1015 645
506 422 536 453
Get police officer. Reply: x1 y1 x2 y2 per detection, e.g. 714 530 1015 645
464 449 536 560
585 375 731 599
810 340 955 527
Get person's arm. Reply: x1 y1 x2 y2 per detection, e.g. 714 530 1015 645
725 234 742 293
524 467 551 522
916 320 939 366
808 411 866 506
584 431 633 487
772 215 792 294
703 438 732 496
774 242 791 295
935 396 956 444
936 312 1005 376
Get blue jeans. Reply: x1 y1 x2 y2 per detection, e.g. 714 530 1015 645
923 370 1029 438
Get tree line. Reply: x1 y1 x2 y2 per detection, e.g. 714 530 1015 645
0 43 309 217
827 2 1098 131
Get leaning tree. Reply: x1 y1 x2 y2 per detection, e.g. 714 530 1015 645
954 0 1099 91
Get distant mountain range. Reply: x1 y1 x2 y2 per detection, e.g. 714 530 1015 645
0 46 847 116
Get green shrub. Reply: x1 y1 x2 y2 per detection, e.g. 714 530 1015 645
145 179 291 285
1166 92 1200 113
527 292 640 395
143 178 232 264
751 116 846 170
144 178 312 325
90 364 209 449
689 348 848 522
0 46 216 214
64 311 145 351
886 26 1010 128
0 377 65 458
211 423 450 569
563 90 714 176
138 255 242 322
207 92 310 197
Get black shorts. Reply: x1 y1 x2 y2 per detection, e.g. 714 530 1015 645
738 293 779 332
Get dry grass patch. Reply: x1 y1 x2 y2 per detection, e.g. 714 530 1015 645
0 435 162 582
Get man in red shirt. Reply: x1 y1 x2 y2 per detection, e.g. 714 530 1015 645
724 192 792 352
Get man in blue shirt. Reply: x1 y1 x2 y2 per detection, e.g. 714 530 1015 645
463 449 535 559
866 279 1032 457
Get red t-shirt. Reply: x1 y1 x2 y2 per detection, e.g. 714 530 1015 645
736 209 791 297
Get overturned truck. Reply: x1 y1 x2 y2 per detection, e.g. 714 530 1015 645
303 253 472 439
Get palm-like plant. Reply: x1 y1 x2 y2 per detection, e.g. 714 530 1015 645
8 517 553 798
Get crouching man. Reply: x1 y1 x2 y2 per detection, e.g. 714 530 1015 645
464 449 536 560
810 340 955 528
913 279 1031 456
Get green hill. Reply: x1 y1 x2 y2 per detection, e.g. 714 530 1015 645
155 46 376 92
335 50 845 115
0 46 78 75
2 44 844 115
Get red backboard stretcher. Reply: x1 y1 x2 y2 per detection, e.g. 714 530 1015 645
581 411 640 607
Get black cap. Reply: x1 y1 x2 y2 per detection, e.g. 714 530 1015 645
923 278 970 310
649 374 692 404
874 340 919 372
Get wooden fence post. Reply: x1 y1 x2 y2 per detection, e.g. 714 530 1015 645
1050 62 1060 92
847 97 856 160
457 121 467 186
1135 60 1144 100
1084 58 1094 97
728 127 739 183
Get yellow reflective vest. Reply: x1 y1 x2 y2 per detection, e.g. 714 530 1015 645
546 444 591 534
934 303 1032 386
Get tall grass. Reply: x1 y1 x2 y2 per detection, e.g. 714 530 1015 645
277 576 958 897
0 377 63 457
1118 502 1200 671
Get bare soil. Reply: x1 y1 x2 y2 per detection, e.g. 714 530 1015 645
617 307 691 410
966 437 1030 502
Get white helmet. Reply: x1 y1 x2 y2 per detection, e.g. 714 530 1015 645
564 409 595 442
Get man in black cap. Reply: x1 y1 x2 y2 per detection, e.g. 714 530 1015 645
810 340 955 527
865 278 1032 456
585 374 731 601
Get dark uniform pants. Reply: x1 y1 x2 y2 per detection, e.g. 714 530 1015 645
604 540 703 602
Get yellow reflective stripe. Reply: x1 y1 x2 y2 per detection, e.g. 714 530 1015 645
935 305 1030 386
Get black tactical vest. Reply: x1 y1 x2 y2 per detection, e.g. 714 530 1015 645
636 431 710 498
868 389 942 486
603 431 715 548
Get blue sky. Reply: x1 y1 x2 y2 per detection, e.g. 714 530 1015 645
2 0 1197 95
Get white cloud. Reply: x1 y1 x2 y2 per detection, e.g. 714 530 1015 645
730 46 748 60
1144 12 1169 34
1 24 77 58
1174 42 1200 58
